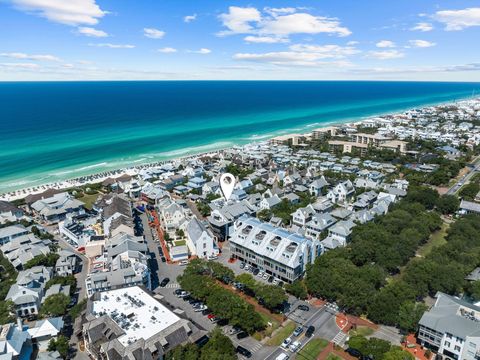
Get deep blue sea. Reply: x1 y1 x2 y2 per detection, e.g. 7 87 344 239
0 81 479 193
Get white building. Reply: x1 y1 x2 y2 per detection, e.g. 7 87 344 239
229 216 323 283
418 292 480 360
185 217 219 259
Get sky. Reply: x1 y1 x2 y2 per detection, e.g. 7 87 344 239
0 0 480 81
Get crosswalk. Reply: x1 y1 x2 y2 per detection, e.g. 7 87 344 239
332 330 348 346
163 283 180 289
249 343 262 352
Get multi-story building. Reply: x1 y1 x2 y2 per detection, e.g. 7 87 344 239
82 286 199 360
229 216 323 283
418 292 480 360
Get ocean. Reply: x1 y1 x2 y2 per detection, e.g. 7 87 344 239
0 81 479 193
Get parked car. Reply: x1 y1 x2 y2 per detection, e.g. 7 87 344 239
240 262 245 269
305 325 315 337
262 273 269 280
252 268 259 276
281 337 292 349
267 276 274 283
293 326 303 337
257 271 264 277
244 264 250 271
179 260 189 266
160 277 170 287
297 304 310 311
346 348 362 358
236 331 249 339
161 256 166 263
289 341 301 352
236 346 252 358
174 289 184 296
229 326 242 335
202 308 212 316
194 305 207 312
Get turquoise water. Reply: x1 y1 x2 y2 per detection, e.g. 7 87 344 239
0 81 478 193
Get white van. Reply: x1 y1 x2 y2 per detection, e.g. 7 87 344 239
275 353 289 360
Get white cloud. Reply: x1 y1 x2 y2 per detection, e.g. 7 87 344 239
0 62 40 69
233 43 358 67
261 13 351 37
264 7 297 16
189 48 211 54
158 47 177 53
244 35 288 43
184 14 197 23
376 40 395 48
0 52 60 61
77 26 108 37
218 6 261 34
410 22 434 32
433 7 480 31
367 50 405 60
144 28 165 39
347 41 359 46
218 6 351 38
88 43 135 48
409 39 436 48
7 0 106 26
289 44 360 57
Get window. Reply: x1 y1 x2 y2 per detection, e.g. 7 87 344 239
454 346 461 352
203 243 206 249
445 341 451 347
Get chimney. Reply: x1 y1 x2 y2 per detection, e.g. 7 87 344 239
16 317 23 330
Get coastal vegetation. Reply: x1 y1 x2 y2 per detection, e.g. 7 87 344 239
178 259 266 334
166 328 237 360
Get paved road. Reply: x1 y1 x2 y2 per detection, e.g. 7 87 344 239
265 306 339 360
446 156 480 195
140 212 163 288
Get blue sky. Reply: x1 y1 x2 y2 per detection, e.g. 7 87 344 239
1 0 480 80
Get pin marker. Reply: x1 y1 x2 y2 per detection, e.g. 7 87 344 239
220 173 235 201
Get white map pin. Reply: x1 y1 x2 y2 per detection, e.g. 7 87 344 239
220 173 235 201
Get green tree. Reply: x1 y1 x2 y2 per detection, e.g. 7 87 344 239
48 336 70 359
40 293 70 317
165 343 199 360
405 186 439 209
459 183 480 200
24 253 59 269
397 301 428 333
200 328 236 360
0 300 15 325
383 346 415 360
436 194 460 214
285 280 308 300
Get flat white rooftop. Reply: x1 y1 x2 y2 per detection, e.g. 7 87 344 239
91 286 180 346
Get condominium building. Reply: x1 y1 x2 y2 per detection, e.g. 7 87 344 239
229 216 323 283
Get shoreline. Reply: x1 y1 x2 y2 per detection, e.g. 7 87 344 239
1 95 477 201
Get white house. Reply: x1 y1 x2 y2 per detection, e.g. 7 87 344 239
326 180 355 204
185 217 219 259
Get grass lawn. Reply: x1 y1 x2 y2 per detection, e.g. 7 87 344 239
417 222 449 257
78 192 100 210
266 320 296 346
326 353 345 360
174 240 186 246
297 338 329 359
253 312 280 341
349 326 374 337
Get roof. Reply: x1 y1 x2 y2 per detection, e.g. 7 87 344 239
0 225 28 240
27 317 64 339
419 292 480 338
460 200 480 213
230 216 316 270
90 286 183 346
